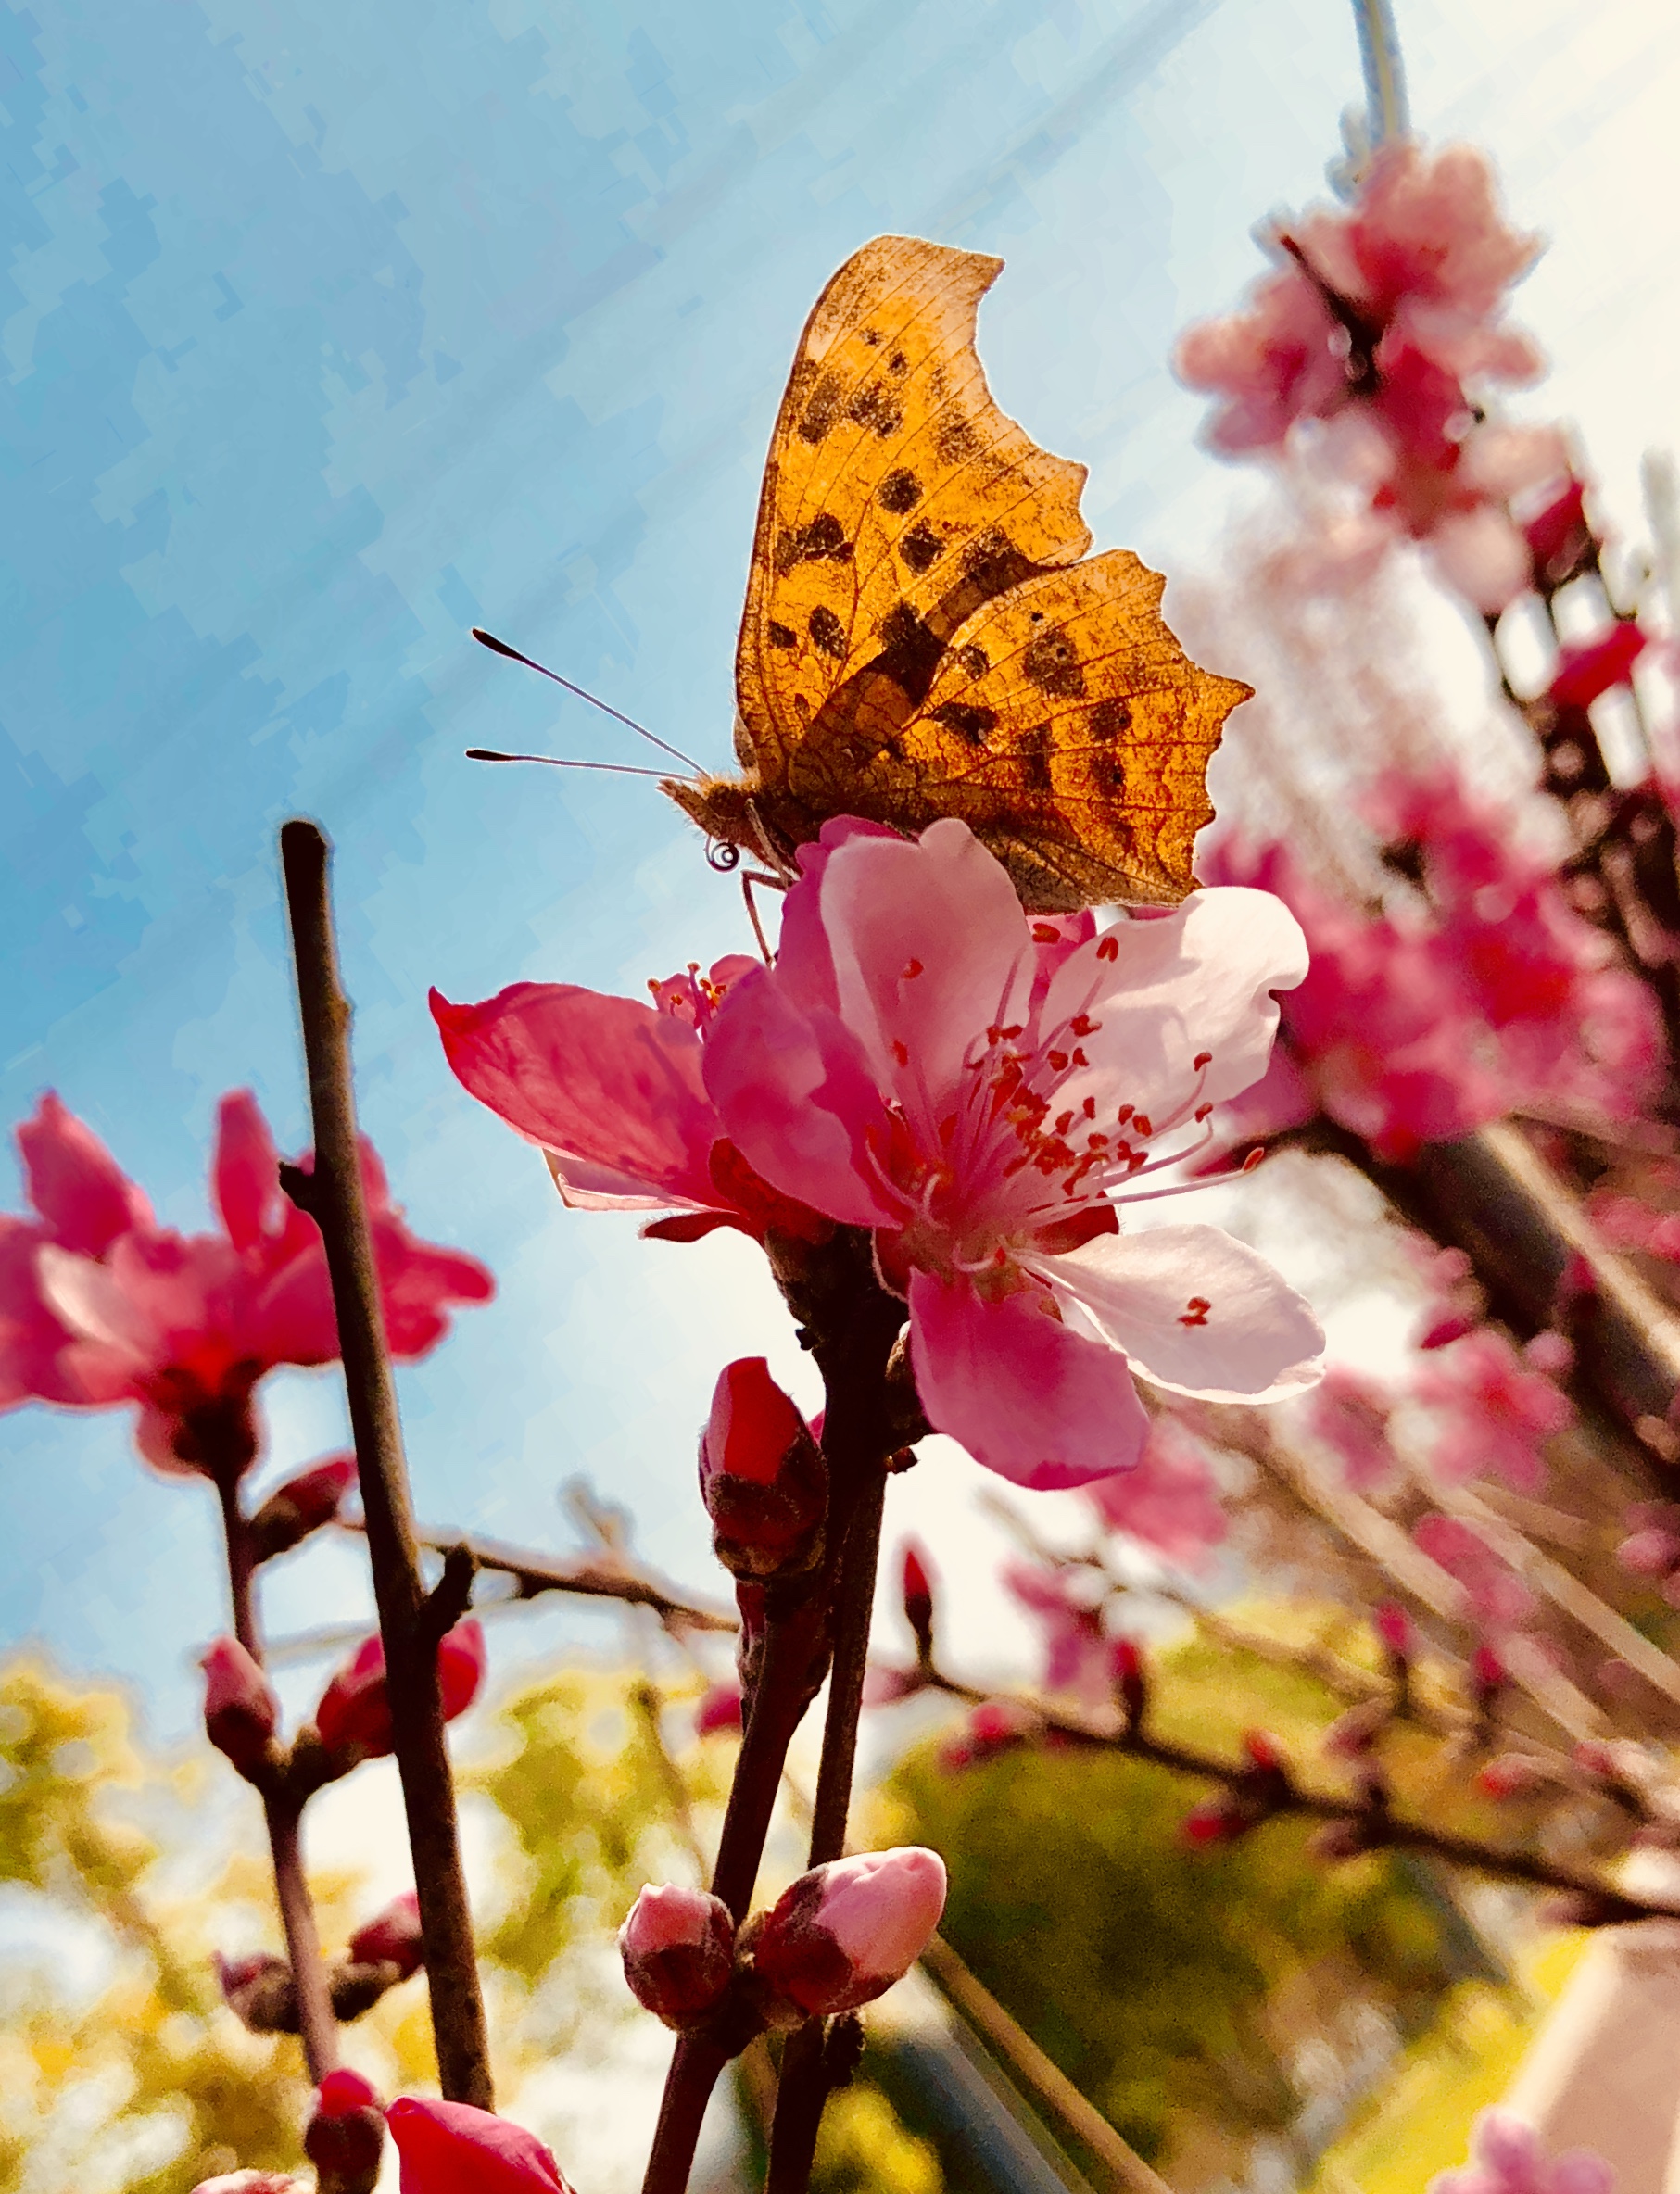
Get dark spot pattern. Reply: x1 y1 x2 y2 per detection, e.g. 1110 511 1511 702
774 512 853 575
861 328 883 347
799 370 845 444
1019 724 1054 792
935 412 981 464
878 469 922 515
767 621 797 649
849 384 886 430
873 601 943 707
1023 625 1086 700
900 523 943 574
808 605 848 658
955 643 990 679
1090 698 1131 738
930 700 997 746
888 350 909 377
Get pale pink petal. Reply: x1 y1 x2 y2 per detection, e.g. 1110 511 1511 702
813 819 1031 1131
704 966 896 1229
0 1219 89 1407
432 983 720 1208
36 1243 164 1363
18 1093 152 1255
907 1271 1150 1489
1039 1224 1323 1401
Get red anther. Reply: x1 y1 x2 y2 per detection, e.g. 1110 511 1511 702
903 959 924 978
1241 1146 1266 1172
1418 1309 1477 1351
1096 935 1118 961
1179 1297 1211 1328
1132 1114 1153 1139
1193 1052 1212 1070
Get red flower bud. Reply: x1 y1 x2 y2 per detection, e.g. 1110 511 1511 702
201 1638 280 1778
1243 1729 1284 1772
1478 1753 1552 1800
315 1620 486 1765
1373 1602 1411 1659
214 1949 297 2033
347 1891 423 1981
303 2069 384 2185
619 1884 736 2028
247 1456 358 1564
1181 1799 1244 1847
901 1541 934 1660
1471 1641 1505 1699
1111 1638 1145 1733
694 1682 744 1737
699 1359 826 1579
1418 1310 1478 1351
751 1847 946 2019
385 2097 573 2191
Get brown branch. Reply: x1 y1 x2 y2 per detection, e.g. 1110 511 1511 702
924 1665 1680 1923
280 818 492 2111
378 1519 738 1633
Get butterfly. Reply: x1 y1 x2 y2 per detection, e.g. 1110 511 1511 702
663 234 1252 914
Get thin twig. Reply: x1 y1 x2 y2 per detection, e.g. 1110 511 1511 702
280 818 492 2110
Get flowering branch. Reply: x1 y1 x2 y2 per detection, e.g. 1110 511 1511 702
279 818 493 2112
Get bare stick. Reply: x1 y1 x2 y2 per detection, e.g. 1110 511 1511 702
280 819 493 2110
214 1464 342 2091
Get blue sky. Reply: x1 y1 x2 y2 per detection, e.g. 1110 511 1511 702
4 0 1678 1737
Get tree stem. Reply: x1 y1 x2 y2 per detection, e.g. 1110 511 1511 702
280 818 493 2110
213 1464 340 2087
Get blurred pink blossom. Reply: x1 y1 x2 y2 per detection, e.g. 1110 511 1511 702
1303 1367 1397 1492
1414 1328 1572 1493
1083 1414 1228 1564
1430 2110 1612 2194
1411 1514 1537 1632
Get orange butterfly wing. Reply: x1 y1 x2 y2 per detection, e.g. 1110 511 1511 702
734 235 1091 788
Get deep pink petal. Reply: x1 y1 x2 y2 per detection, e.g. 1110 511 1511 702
432 983 720 1208
0 1219 90 1407
907 1272 1150 1490
1040 1225 1323 1401
704 965 897 1228
214 1092 283 1254
17 1093 151 1255
386 2097 570 2192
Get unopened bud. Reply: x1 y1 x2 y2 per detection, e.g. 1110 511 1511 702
1323 1699 1389 1760
346 1891 423 1981
247 1456 358 1564
619 1884 736 2028
1618 1526 1680 1577
314 1620 486 1766
303 2069 384 2186
901 1542 935 1662
1471 1642 1505 1720
750 1848 946 2021
694 1682 744 1737
1478 1753 1554 1800
1373 1602 1411 1659
201 1638 280 1779
1311 1816 1378 1861
1181 1797 1247 1847
1418 1310 1477 1352
699 1359 826 1579
215 1949 298 2034
386 2098 574 2191
939 1698 1036 1771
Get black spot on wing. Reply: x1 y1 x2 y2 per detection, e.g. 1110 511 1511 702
900 523 944 574
929 700 997 746
1022 625 1086 700
768 620 798 649
955 642 990 679
775 512 854 575
1090 698 1132 738
873 601 943 708
1019 724 1054 792
808 605 848 658
878 469 922 515
935 412 980 464
799 370 845 444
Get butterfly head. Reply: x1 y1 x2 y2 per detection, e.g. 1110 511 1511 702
663 769 806 879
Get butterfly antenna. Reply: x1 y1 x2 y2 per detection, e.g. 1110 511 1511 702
465 749 669 780
471 627 703 774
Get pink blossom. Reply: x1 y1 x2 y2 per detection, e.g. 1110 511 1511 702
1 1091 489 1477
618 1883 735 2027
314 1620 486 1766
1083 1414 1227 1565
431 961 830 1249
1414 1328 1572 1493
752 1847 946 2017
1430 2110 1613 2194
1302 1368 1397 1493
1411 1514 1536 1632
702 820 1322 1490
1004 1559 1112 1706
386 2098 573 2193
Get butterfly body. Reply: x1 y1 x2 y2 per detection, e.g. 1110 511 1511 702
667 234 1252 913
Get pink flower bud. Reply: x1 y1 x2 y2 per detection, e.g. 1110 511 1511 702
938 1697 1036 1771
248 1456 358 1563
699 1358 826 1579
1471 1641 1505 1699
901 1541 935 1659
315 1620 486 1764
303 2069 384 2185
1618 1526 1680 1577
752 1847 946 2018
1181 1799 1244 1847
1418 1309 1478 1351
385 2097 573 2191
1523 1330 1574 1378
1373 1602 1411 1658
347 1891 423 1980
694 1682 743 1737
201 1638 280 1777
1243 1729 1284 1772
1478 1753 1551 1800
214 1949 298 2034
618 1884 736 2028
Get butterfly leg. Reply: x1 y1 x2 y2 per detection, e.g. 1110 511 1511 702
740 870 786 965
